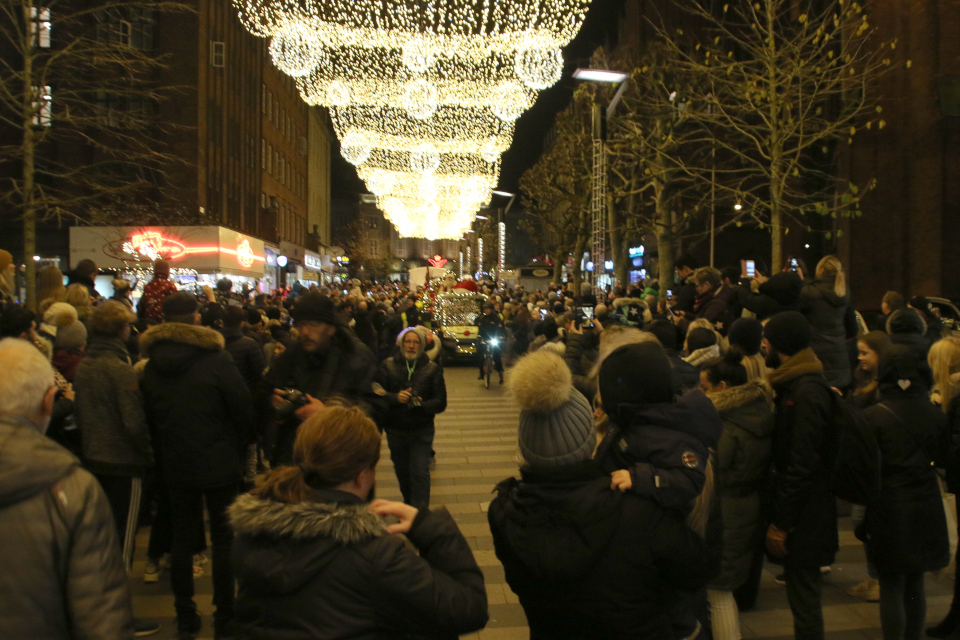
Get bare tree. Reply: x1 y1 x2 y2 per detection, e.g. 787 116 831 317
343 219 391 281
0 0 191 308
655 0 897 269
518 91 592 288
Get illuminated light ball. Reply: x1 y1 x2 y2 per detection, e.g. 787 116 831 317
341 131 371 166
515 46 564 90
418 174 439 199
383 197 406 218
462 176 489 202
402 78 439 120
401 37 435 73
491 81 526 121
326 80 350 107
410 144 441 175
367 171 396 196
480 138 500 163
268 22 324 77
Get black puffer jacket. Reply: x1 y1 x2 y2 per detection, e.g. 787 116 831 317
887 308 933 367
221 326 266 391
378 353 447 431
229 490 488 640
488 462 713 640
139 322 254 488
863 394 950 574
767 350 839 568
800 278 851 388
737 271 803 320
0 418 133 639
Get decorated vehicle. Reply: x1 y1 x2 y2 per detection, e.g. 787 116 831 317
434 290 484 360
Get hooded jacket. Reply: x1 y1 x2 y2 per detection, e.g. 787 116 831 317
74 335 153 476
220 325 266 391
767 348 839 568
228 490 488 640
595 389 722 514
488 462 713 640
737 272 803 320
886 308 933 366
707 381 775 590
139 322 254 488
611 298 650 328
0 417 133 639
799 278 851 388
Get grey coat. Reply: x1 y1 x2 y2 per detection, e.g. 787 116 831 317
708 381 775 590
74 336 153 476
0 417 134 640
800 278 851 388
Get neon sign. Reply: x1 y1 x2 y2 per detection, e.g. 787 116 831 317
427 255 448 268
123 232 264 268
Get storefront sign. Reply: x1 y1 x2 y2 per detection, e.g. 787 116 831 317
629 246 645 258
304 254 323 270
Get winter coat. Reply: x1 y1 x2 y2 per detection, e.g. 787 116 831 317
799 278 851 389
51 349 82 382
674 278 698 314
353 309 378 352
611 298 649 328
942 392 960 495
67 272 101 299
221 326 266 391
862 394 950 574
595 389 722 514
707 381 775 590
0 417 134 640
229 490 488 640
74 336 153 476
139 322 254 489
665 349 700 392
887 309 934 367
736 272 803 320
488 462 713 640
691 285 735 335
767 349 839 568
378 353 447 432
683 344 721 368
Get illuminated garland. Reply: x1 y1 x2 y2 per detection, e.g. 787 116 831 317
231 0 593 238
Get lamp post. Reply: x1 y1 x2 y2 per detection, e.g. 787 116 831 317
572 68 628 288
492 190 515 290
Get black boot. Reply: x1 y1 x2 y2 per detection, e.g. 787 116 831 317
928 610 960 638
176 609 201 640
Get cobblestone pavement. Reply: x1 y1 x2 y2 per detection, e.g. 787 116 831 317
129 365 955 639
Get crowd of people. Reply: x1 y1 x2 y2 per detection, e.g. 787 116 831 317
1 250 959 640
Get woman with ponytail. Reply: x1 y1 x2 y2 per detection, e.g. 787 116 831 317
228 404 488 640
799 255 852 389
700 348 776 640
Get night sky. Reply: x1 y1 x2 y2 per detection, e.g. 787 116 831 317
329 0 625 202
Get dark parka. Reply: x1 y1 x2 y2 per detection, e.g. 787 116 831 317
862 393 950 574
707 381 775 590
488 462 714 640
221 326 266 391
139 322 254 488
378 353 447 432
736 271 803 321
228 490 488 640
0 417 134 640
767 351 840 568
799 278 851 389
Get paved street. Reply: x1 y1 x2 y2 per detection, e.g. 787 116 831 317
129 365 956 639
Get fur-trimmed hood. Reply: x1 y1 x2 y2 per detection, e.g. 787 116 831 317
228 493 387 542
139 322 225 375
611 297 652 326
708 380 775 439
140 321 225 353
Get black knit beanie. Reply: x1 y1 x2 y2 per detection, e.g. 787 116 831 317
763 311 812 356
599 342 675 418
728 317 764 356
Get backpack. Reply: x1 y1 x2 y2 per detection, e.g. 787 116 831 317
816 380 881 505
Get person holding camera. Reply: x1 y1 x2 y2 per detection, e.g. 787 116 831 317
378 327 447 509
264 292 380 467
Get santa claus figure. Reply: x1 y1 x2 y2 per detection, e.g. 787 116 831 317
454 274 478 293
440 271 457 293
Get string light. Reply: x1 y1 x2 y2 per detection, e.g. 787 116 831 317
499 220 506 274
231 0 593 238
477 237 483 273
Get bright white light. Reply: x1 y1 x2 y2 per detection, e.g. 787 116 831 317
604 260 614 270
572 68 629 83
33 255 40 261
734 203 743 211
277 255 288 267
492 190 515 197
805 244 810 248
475 215 488 220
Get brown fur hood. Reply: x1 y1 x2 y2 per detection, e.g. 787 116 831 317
139 322 225 354
228 493 387 542
708 379 775 415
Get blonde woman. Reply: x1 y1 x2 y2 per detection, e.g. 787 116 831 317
926 337 960 638
65 283 94 325
37 265 66 314
799 255 851 388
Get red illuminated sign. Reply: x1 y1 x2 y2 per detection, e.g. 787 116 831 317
126 232 264 268
427 255 448 268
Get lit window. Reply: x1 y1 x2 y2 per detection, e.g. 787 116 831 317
31 8 51 48
210 41 225 67
33 85 52 127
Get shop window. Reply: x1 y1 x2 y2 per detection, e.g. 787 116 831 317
210 41 225 67
31 7 51 48
33 85 52 127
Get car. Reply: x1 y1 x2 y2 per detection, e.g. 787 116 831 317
928 297 960 336
434 291 484 361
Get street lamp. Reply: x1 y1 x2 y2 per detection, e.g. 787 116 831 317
574 68 628 289
491 190 515 287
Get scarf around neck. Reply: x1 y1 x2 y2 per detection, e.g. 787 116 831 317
767 347 824 388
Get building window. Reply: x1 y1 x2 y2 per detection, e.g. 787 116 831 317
31 7 51 48
33 85 52 127
210 41 225 67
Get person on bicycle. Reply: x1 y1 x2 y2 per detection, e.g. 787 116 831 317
478 302 506 384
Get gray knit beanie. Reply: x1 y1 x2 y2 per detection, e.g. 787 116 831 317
507 349 595 469
55 320 87 351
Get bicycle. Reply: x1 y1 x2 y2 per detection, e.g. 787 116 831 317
482 338 500 389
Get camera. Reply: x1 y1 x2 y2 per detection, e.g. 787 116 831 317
275 388 310 419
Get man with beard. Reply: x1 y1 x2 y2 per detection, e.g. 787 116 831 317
263 292 380 466
762 311 839 640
